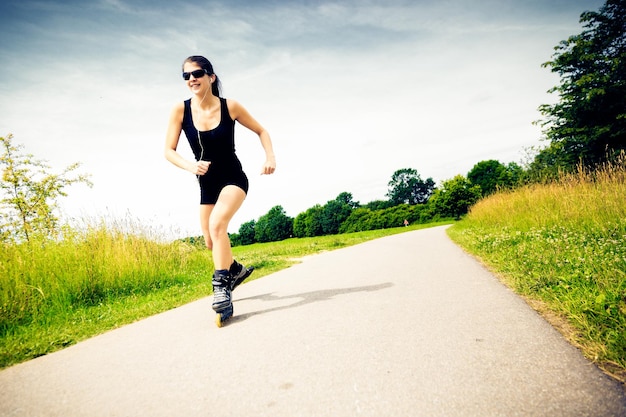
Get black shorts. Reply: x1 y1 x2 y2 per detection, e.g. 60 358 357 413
198 168 249 204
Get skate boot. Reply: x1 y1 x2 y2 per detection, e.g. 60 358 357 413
212 270 234 327
230 260 255 291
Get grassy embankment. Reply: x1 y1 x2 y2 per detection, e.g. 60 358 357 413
0 219 452 369
448 159 626 382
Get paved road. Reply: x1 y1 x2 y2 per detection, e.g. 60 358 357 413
1 225 625 416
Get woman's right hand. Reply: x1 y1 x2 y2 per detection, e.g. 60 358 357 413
190 160 211 175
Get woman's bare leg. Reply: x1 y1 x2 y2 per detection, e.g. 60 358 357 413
199 204 214 250
208 185 246 270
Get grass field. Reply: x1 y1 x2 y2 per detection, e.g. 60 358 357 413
0 220 452 369
448 159 626 382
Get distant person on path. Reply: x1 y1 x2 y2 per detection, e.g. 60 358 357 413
164 55 276 316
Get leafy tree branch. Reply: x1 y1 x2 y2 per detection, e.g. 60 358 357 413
0 134 92 242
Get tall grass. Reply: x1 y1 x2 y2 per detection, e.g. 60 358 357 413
1 223 203 328
0 220 214 367
0 219 452 368
448 157 626 380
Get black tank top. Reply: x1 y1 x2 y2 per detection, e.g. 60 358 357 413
181 98 241 172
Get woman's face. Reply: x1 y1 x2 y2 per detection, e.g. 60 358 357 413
183 62 212 95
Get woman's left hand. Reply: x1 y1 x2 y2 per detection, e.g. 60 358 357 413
261 158 276 175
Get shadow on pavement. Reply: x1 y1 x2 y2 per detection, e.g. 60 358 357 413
231 282 393 323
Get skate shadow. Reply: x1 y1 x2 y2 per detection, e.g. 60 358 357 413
230 282 393 323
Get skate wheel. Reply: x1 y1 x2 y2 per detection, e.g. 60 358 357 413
215 304 233 328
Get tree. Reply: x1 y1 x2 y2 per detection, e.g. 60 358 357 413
467 160 523 196
293 204 324 238
1 134 92 242
237 220 256 246
504 162 525 187
429 175 481 219
292 211 307 238
338 207 371 234
536 0 626 171
320 192 358 235
467 160 505 196
333 191 360 209
386 168 435 205
364 199 394 210
254 205 293 243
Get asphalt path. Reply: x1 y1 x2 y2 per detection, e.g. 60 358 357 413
1 225 625 416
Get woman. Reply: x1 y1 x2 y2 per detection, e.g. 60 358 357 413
164 55 276 325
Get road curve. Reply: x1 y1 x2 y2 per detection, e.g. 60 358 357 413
1 225 624 416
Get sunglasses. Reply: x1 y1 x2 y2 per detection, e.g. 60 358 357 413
182 69 209 80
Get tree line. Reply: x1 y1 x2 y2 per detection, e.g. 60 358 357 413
228 161 522 246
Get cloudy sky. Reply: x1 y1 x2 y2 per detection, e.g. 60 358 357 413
0 0 603 238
